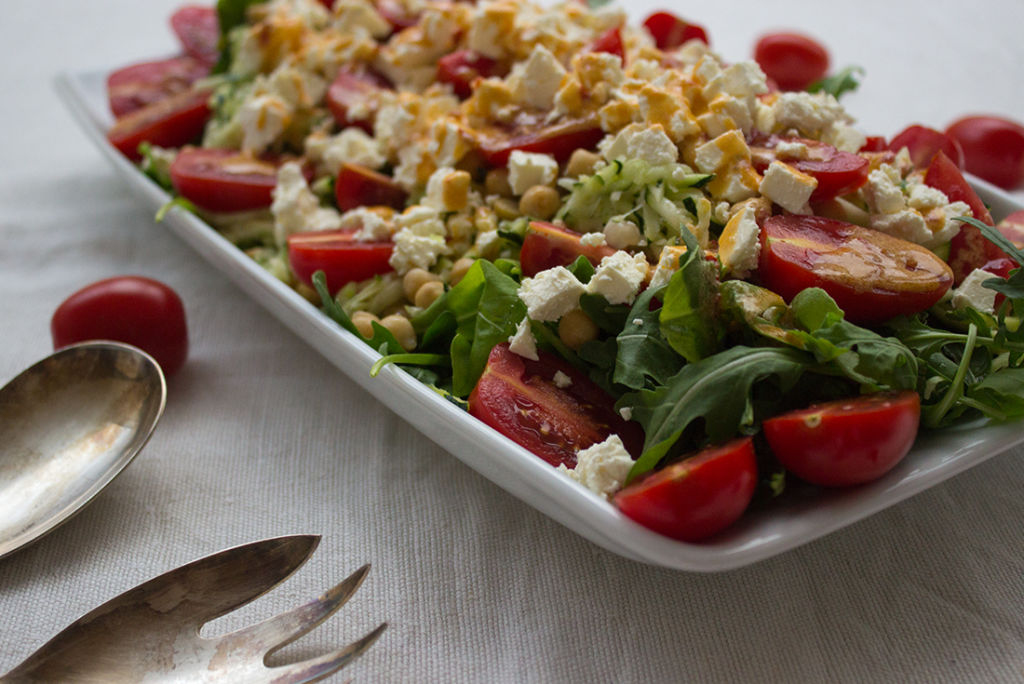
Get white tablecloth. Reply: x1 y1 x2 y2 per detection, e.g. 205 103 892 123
3 1 1024 681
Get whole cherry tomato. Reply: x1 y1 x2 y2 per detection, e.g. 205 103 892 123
753 32 829 92
945 115 1024 190
51 276 189 376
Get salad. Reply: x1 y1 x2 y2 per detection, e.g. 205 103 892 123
105 0 1024 543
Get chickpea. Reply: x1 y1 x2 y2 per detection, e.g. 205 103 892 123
518 185 561 220
351 311 380 339
448 257 475 285
558 309 599 350
492 197 521 221
414 280 445 308
484 167 513 197
380 314 417 351
566 148 602 178
402 268 441 301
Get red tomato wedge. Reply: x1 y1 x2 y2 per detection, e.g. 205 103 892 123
476 117 604 167
946 115 1024 190
336 163 408 212
437 50 502 99
614 438 757 543
107 88 211 161
887 124 965 170
170 5 220 66
753 32 829 92
287 229 395 294
758 214 954 324
170 147 293 213
588 27 624 61
751 136 869 201
519 221 617 277
51 276 189 377
923 151 1007 283
326 68 392 133
107 55 210 118
468 343 643 468
763 392 920 487
642 11 709 50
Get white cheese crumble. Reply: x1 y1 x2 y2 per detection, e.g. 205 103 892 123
387 206 450 274
507 317 539 360
507 151 559 195
603 219 644 249
586 251 649 305
718 204 761 277
507 44 567 110
759 161 817 214
306 128 385 175
556 434 635 500
599 123 679 166
518 266 585 321
271 162 342 246
553 370 572 388
951 268 999 314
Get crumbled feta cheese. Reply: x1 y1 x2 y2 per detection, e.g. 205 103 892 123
508 317 539 361
271 162 342 246
238 93 290 155
759 161 817 214
869 209 933 245
862 165 906 215
693 130 750 174
586 251 649 305
774 140 810 160
388 206 450 274
423 167 471 211
618 406 633 421
553 370 572 388
951 268 999 314
508 44 567 110
557 434 635 500
599 123 678 166
336 207 393 242
603 219 643 249
580 232 607 247
518 267 585 321
648 245 688 290
507 151 559 195
307 127 385 174
718 204 761 277
907 184 949 211
330 0 392 39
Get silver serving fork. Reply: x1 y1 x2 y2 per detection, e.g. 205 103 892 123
0 535 386 683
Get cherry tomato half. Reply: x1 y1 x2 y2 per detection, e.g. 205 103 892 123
614 438 757 543
997 209 1024 248
336 163 408 212
758 214 953 324
751 136 869 201
753 32 829 92
588 27 625 61
945 115 1024 190
107 88 211 162
326 68 392 134
287 229 394 294
519 221 617 277
763 392 920 487
468 343 644 468
642 11 709 50
51 276 189 376
437 50 503 99
106 56 210 118
170 5 220 66
476 117 604 167
170 147 293 213
887 124 965 170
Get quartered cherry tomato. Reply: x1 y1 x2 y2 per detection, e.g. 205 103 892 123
519 221 617 277
945 115 1024 190
106 56 209 118
326 68 392 133
763 392 920 487
170 147 294 213
924 151 1007 283
335 162 408 212
476 117 604 167
751 136 869 201
287 229 394 294
437 50 502 99
107 88 211 161
758 214 953 324
51 276 189 376
169 5 220 66
887 124 965 170
753 32 829 92
614 438 757 543
468 343 643 468
642 11 708 50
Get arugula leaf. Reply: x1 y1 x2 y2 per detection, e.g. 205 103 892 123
658 229 722 362
579 293 630 334
445 259 526 396
613 285 684 390
623 346 810 480
807 66 865 100
566 254 596 284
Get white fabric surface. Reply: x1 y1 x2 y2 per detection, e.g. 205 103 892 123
3 1 1024 681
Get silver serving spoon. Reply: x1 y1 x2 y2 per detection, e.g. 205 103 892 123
0 341 166 560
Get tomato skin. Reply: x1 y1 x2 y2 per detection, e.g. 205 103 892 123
751 136 869 201
753 32 829 92
326 68 391 133
287 229 394 294
107 56 210 118
519 221 618 277
763 392 920 487
170 147 293 213
614 438 757 543
945 115 1024 190
859 135 888 153
996 209 1024 248
169 5 220 66
887 125 965 170
588 27 624 61
476 117 604 167
468 343 643 468
51 276 188 377
107 88 211 161
642 11 709 50
335 163 408 212
758 215 954 324
437 50 501 99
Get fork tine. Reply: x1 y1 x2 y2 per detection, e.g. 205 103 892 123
266 622 388 684
216 564 371 654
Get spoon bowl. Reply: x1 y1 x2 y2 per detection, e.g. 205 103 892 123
0 341 165 560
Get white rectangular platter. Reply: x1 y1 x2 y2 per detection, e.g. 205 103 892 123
56 67 1024 572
